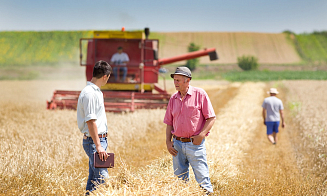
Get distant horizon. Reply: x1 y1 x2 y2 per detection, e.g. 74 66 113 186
0 0 326 34
0 29 324 34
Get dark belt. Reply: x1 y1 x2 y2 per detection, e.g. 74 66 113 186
173 135 193 143
84 133 107 138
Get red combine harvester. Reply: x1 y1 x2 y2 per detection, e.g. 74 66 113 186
47 28 218 112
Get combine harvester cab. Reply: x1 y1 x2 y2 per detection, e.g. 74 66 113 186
47 28 218 112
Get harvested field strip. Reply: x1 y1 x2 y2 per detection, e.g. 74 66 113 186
206 82 266 188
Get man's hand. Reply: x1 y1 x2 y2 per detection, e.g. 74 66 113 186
96 145 108 161
191 117 215 145
166 140 178 157
282 122 286 128
191 134 205 145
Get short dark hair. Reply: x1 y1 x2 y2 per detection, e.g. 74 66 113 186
117 46 123 50
93 60 112 79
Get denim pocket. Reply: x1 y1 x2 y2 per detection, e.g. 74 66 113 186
191 139 203 146
191 138 205 146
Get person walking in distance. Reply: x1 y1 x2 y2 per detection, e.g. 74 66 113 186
262 88 285 145
163 67 216 195
77 60 112 194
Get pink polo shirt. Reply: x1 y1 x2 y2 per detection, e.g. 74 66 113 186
163 85 216 138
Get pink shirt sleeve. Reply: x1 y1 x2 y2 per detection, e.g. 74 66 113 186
163 97 174 126
201 90 216 119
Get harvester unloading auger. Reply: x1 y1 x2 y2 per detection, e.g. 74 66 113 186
47 28 218 112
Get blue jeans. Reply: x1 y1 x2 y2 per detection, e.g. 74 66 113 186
173 138 213 193
113 66 127 82
83 137 109 193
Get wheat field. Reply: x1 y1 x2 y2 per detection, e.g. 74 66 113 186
156 32 301 64
0 79 326 195
283 81 327 190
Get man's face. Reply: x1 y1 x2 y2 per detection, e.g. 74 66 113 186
173 74 189 92
118 49 123 54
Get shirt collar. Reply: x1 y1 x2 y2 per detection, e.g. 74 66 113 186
87 81 100 91
174 85 193 99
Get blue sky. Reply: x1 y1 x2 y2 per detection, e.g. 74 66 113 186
0 0 326 33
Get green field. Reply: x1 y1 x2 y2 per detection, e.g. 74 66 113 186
0 31 92 67
0 30 327 81
222 70 327 81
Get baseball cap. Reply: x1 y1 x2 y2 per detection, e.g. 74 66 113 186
170 67 192 79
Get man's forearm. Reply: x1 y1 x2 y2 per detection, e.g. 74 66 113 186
166 125 173 143
199 117 216 137
280 110 285 123
87 120 101 148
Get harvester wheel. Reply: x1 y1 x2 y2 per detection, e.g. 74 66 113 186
47 101 57 110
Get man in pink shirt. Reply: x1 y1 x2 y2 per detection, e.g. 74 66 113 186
164 67 216 194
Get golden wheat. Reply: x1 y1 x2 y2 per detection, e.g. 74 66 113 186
1 80 327 195
283 80 327 190
206 82 265 183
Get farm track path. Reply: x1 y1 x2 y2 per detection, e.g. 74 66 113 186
215 84 316 195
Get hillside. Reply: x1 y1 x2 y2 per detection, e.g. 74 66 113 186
0 31 92 67
150 32 301 64
292 32 327 64
0 30 326 67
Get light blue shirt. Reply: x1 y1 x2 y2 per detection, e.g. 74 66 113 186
110 52 129 66
77 82 107 136
262 96 284 122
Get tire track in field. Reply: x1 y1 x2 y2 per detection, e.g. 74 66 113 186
205 82 266 193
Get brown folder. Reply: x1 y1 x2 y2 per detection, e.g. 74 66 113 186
94 152 114 168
